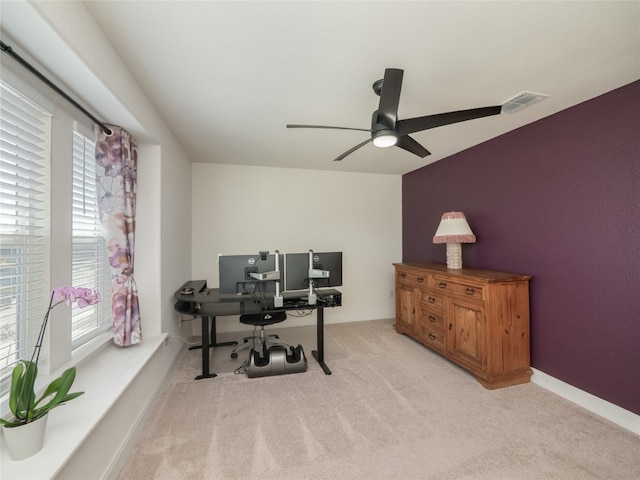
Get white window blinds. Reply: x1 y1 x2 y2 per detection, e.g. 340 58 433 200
0 80 51 385
71 130 111 346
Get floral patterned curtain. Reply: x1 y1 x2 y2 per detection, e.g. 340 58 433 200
95 126 141 346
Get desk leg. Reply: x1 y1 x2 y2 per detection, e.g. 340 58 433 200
189 317 238 350
312 307 332 375
195 315 217 380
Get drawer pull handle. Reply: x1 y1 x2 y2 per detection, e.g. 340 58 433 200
428 297 436 304
399 272 406 279
428 315 436 323
465 287 476 295
417 277 425 283
428 333 437 341
438 282 447 288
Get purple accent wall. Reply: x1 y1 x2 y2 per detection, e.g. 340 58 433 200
402 81 640 414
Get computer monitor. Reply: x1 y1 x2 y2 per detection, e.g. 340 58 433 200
218 253 284 295
285 251 342 291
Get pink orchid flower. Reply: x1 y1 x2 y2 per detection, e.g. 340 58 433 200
51 286 101 309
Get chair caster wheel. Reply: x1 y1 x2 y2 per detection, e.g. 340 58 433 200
231 352 238 359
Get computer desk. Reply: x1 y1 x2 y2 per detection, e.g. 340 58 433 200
173 280 342 379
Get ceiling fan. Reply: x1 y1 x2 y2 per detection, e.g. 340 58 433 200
287 68 502 162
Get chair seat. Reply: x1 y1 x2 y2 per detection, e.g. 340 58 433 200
231 311 291 360
239 311 287 326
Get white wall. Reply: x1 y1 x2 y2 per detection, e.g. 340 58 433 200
191 163 402 334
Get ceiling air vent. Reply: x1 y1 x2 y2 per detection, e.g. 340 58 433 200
501 91 549 114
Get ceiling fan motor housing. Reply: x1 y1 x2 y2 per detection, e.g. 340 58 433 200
370 110 398 147
372 78 384 96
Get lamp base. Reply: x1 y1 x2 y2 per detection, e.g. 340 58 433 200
445 243 463 269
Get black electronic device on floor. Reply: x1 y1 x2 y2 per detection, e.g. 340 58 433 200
246 345 307 378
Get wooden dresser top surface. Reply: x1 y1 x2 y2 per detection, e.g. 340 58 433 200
394 262 532 283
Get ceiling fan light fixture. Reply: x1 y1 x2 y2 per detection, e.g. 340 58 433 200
372 130 398 148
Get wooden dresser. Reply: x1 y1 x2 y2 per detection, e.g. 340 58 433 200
394 263 532 389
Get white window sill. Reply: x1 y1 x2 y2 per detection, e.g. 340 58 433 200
0 334 167 479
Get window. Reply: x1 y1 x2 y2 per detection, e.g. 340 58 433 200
0 63 113 397
0 80 52 387
71 130 111 346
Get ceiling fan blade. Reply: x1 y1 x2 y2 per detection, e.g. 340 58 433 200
333 138 371 162
287 124 372 133
396 106 502 135
376 68 403 127
396 135 431 158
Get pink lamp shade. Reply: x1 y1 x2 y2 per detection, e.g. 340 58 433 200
433 212 476 269
433 211 476 244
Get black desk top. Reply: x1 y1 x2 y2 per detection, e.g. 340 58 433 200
174 280 341 317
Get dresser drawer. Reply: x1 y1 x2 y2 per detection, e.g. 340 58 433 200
420 291 445 314
419 309 444 332
397 268 429 287
433 276 484 301
417 325 445 352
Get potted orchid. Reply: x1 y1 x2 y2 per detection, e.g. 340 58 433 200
1 286 100 460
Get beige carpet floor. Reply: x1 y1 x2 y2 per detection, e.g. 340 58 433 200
117 319 639 480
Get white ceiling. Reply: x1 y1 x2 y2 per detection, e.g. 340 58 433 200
81 1 638 175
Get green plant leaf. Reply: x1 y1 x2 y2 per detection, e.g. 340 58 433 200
9 361 38 422
33 367 84 414
0 417 24 428
37 375 64 403
8 361 26 417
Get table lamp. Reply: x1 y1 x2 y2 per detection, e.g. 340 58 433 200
433 211 476 269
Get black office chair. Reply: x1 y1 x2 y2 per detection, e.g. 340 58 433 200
230 311 293 359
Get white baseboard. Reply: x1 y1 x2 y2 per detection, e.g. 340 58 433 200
531 368 639 435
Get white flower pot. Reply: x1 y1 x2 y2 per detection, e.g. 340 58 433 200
2 414 48 461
